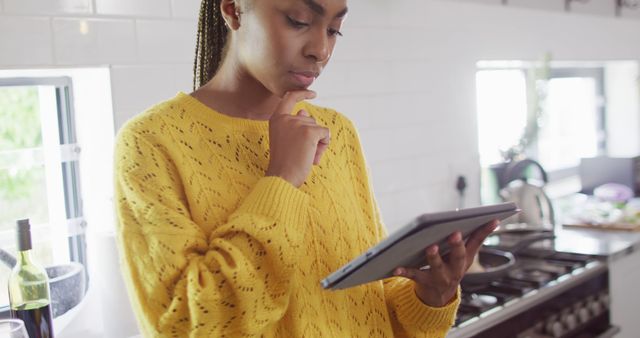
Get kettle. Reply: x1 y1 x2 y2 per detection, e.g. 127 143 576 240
499 159 555 232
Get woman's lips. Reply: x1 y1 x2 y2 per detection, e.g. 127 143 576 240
290 71 317 87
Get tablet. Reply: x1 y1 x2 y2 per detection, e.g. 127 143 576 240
320 202 520 290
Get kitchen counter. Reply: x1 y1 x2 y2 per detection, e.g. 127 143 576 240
551 226 640 261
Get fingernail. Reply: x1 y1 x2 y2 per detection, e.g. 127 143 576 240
453 231 462 243
427 245 438 255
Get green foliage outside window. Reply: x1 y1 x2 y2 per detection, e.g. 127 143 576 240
0 87 48 230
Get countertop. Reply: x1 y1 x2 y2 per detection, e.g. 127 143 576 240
552 225 640 261
488 225 640 262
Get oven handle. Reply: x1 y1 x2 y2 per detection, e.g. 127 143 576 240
596 325 621 338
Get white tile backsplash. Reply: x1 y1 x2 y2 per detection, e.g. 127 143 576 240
53 18 137 65
170 0 200 19
3 0 92 15
370 155 450 194
173 63 194 93
620 6 640 20
441 0 503 5
110 65 188 125
0 17 53 65
507 0 565 12
95 0 171 17
568 0 616 16
311 59 393 98
358 121 470 164
136 20 197 63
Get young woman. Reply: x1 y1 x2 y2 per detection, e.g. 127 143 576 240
114 0 498 337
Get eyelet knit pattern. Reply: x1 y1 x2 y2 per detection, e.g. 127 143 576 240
114 92 459 338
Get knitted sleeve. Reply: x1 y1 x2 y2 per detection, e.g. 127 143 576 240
114 128 308 337
339 116 460 338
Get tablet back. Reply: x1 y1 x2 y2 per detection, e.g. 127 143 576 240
322 203 519 290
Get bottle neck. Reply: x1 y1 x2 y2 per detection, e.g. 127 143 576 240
16 249 33 266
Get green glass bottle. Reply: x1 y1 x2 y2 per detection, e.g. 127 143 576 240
8 219 54 338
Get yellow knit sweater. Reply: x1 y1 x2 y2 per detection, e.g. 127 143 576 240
114 92 460 338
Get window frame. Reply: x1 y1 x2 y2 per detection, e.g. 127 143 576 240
477 64 607 183
0 76 88 315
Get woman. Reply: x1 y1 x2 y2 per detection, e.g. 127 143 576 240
114 0 498 337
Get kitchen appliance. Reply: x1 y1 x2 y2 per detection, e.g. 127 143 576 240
499 159 556 232
461 232 555 287
449 238 617 338
580 156 640 196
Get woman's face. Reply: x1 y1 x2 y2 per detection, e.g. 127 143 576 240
235 0 348 96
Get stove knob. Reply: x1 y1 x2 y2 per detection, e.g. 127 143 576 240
577 307 590 323
588 299 603 316
599 293 611 309
562 312 578 331
545 317 564 338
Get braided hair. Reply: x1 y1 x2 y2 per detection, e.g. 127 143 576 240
193 0 229 90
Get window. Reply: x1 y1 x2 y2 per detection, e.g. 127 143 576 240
476 61 613 203
538 68 605 176
0 77 87 310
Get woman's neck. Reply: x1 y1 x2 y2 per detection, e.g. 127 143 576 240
192 54 281 121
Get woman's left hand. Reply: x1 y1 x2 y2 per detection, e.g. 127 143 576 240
392 219 499 307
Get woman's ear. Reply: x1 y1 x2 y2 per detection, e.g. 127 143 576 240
220 0 242 30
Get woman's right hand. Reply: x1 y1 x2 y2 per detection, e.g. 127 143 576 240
265 90 331 188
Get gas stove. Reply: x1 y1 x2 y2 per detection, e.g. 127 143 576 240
448 248 619 338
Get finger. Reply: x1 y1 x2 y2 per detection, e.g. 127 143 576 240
393 266 428 284
295 110 317 124
274 90 317 116
425 244 444 275
313 142 328 165
465 219 499 258
312 127 331 164
446 231 467 280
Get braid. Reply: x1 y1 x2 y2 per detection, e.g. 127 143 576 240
193 0 229 90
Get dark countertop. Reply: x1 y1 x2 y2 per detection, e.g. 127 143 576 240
484 225 640 261
552 226 640 261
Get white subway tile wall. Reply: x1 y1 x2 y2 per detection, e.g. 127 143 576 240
0 17 53 65
169 0 201 19
621 6 640 20
567 0 616 16
136 20 197 63
3 0 92 15
1 0 640 231
53 18 137 65
110 65 177 113
442 0 503 5
95 0 171 18
506 0 565 12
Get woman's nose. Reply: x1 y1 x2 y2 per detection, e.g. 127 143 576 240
304 28 331 63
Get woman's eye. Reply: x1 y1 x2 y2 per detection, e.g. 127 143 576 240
287 16 309 28
328 28 343 37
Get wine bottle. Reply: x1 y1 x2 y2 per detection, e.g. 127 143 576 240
8 219 54 338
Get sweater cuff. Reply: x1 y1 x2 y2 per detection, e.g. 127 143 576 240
389 278 460 333
233 176 309 228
